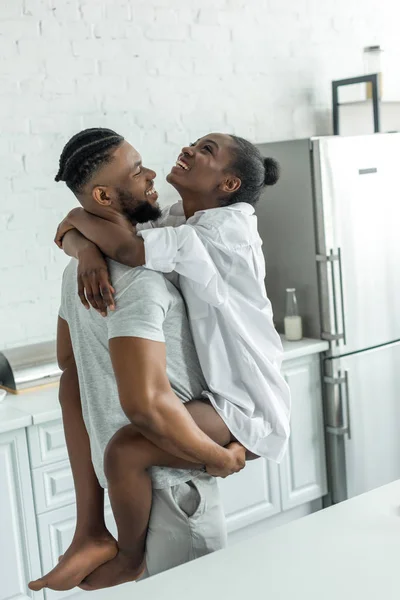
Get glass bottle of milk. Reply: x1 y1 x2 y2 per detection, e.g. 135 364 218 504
284 288 303 341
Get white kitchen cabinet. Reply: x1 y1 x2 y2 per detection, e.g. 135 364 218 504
219 459 280 532
0 430 43 600
219 353 327 532
32 460 76 515
279 355 327 510
37 505 117 600
27 421 68 469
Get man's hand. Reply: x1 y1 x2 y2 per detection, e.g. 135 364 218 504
206 442 246 478
77 246 115 316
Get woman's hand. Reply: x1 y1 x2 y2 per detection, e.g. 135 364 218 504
54 217 75 248
54 208 86 248
76 245 115 316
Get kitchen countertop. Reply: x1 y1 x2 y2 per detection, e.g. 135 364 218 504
75 480 400 600
0 337 328 434
1 384 63 426
0 403 32 434
280 336 328 361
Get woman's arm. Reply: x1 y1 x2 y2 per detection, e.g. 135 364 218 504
58 210 228 308
56 208 145 268
60 229 115 314
62 228 97 259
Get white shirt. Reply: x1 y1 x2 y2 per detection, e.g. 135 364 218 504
137 202 291 462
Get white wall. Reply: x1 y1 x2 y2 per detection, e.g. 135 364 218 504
1 0 399 349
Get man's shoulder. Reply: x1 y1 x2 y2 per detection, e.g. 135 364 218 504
109 262 177 301
60 259 164 291
61 257 77 286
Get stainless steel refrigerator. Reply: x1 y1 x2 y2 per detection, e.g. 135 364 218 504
256 133 400 504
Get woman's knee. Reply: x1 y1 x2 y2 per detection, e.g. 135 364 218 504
104 426 158 482
104 426 140 481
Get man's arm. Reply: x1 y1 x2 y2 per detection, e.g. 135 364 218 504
57 317 106 527
109 336 241 473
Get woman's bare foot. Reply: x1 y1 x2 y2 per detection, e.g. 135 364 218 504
28 533 118 592
78 550 145 591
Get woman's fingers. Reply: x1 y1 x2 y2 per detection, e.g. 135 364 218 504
77 274 90 310
89 272 107 316
99 269 115 311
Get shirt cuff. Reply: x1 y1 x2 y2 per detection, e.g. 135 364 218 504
137 227 178 273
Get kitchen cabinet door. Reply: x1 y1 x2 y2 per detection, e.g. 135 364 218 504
27 420 67 469
279 355 328 510
37 504 116 600
0 430 43 600
219 459 281 532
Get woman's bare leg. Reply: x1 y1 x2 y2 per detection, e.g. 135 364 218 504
28 359 117 592
79 400 234 591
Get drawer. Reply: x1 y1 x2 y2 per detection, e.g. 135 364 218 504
28 419 68 468
32 460 111 514
37 504 116 600
32 460 75 514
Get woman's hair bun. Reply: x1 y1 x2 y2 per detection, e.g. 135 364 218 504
263 157 280 186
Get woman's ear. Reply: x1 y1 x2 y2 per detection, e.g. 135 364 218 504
219 176 241 194
92 186 112 206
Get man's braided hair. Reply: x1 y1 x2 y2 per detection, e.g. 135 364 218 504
55 128 124 193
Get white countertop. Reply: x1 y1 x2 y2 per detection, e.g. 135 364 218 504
75 480 400 600
280 336 328 361
0 337 328 434
0 403 32 434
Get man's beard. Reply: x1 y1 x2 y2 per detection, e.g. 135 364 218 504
117 189 162 225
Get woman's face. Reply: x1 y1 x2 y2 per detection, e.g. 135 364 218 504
166 133 239 200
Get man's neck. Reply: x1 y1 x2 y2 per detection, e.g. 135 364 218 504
85 205 135 231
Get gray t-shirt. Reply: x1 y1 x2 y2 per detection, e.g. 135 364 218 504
59 259 205 489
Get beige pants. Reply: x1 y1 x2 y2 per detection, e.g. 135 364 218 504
141 473 227 579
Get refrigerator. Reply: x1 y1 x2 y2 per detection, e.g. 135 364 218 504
256 133 400 504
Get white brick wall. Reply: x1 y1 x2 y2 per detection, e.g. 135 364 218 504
1 0 399 349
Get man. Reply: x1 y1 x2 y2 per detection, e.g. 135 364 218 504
29 128 244 592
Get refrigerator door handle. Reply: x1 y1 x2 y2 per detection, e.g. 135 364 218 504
344 369 351 440
317 249 346 346
324 371 351 440
328 249 340 345
337 248 347 346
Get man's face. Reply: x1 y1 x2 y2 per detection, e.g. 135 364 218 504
91 141 161 224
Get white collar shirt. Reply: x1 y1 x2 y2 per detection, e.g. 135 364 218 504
137 202 291 462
